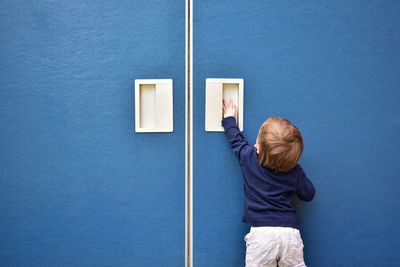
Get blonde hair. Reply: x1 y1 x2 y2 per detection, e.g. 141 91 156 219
257 117 303 172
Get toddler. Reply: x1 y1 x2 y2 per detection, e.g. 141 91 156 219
222 100 315 267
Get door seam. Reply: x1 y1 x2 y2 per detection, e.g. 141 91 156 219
185 0 193 266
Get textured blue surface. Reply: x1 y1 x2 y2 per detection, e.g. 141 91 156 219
2 1 400 266
0 1 185 266
194 1 400 266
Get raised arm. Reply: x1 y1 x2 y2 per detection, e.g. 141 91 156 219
222 100 253 162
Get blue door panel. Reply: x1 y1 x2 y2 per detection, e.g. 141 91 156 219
194 1 400 266
0 1 185 266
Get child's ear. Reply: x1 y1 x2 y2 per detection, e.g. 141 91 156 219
254 144 260 154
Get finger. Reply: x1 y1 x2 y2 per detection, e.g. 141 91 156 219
223 99 227 109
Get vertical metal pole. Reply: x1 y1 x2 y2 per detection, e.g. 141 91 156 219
185 0 193 266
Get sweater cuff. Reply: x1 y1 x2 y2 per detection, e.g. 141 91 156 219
222 116 237 129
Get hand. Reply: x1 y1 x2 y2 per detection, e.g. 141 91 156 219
223 99 237 119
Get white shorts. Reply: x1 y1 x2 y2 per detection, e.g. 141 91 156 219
244 226 307 267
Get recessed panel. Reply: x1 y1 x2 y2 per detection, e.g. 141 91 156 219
205 78 244 132
139 84 156 128
135 79 173 133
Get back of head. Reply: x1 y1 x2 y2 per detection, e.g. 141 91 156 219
257 117 303 173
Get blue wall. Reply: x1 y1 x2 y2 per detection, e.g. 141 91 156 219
0 1 185 266
194 1 400 266
1 1 400 267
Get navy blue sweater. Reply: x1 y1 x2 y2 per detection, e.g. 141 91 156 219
222 116 315 229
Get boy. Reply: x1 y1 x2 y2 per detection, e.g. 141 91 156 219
222 100 315 267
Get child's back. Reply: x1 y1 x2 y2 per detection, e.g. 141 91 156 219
222 100 315 267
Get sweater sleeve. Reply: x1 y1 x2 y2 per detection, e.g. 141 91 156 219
295 165 316 202
222 116 253 163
